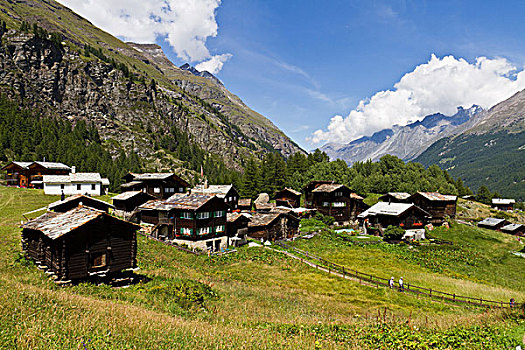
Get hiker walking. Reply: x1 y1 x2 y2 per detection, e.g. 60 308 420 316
399 277 404 291
389 277 394 289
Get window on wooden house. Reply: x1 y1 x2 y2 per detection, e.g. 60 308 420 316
196 212 211 219
215 225 225 233
333 202 346 207
179 187 184 192
180 212 193 219
214 210 225 217
335 191 343 197
154 187 161 193
322 202 330 207
90 252 107 269
76 184 81 191
180 227 192 235
197 227 211 235
91 184 96 190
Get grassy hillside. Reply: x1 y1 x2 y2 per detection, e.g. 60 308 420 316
416 131 525 199
1 187 524 349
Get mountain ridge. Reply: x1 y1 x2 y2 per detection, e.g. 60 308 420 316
0 0 303 172
321 105 484 164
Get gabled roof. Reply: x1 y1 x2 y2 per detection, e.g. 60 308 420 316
191 184 235 198
227 212 251 223
358 202 428 218
478 218 506 226
414 192 457 201
112 191 154 201
48 194 114 211
379 192 411 201
125 172 190 187
43 173 103 184
248 212 281 227
101 178 110 186
254 202 276 210
120 181 143 188
22 206 115 240
1 161 33 170
238 198 252 206
31 161 70 170
275 188 301 196
501 223 524 232
350 193 364 200
311 183 346 193
139 193 217 211
492 198 515 205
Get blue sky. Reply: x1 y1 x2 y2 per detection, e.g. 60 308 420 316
59 0 525 150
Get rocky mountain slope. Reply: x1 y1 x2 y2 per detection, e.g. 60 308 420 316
321 106 484 164
0 0 302 172
416 90 525 198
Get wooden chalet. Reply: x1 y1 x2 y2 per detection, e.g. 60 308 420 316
491 198 515 211
501 223 525 236
2 161 70 188
274 188 302 208
138 193 229 252
238 198 252 211
477 218 509 231
304 182 368 224
247 212 299 242
121 173 190 199
378 192 411 203
358 202 430 232
191 184 239 211
21 206 138 282
226 212 250 247
48 194 114 213
409 192 457 225
112 191 156 213
304 180 335 206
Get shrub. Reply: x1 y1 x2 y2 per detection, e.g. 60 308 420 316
383 225 405 241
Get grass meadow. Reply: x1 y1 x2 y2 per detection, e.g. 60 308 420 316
0 187 524 349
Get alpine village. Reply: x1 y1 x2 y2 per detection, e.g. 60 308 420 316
0 1 524 349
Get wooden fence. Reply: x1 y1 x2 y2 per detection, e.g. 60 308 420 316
275 241 518 309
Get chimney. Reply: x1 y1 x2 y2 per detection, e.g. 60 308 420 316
71 166 76 174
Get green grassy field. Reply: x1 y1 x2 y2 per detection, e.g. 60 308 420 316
0 187 524 349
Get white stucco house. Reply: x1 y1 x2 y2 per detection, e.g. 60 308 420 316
43 172 110 196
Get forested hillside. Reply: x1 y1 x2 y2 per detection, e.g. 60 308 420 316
0 1 303 177
0 94 240 191
240 150 473 199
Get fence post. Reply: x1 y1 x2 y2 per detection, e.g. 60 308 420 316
429 289 432 297
453 293 455 301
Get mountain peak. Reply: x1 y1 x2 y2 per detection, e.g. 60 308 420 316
179 63 221 84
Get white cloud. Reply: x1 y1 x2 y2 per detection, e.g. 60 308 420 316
195 53 232 74
57 0 231 71
311 54 525 145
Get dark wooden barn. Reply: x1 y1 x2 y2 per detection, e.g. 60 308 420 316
138 193 229 252
358 202 430 231
121 173 190 199
304 182 368 224
247 212 300 242
477 218 509 231
304 180 334 206
274 188 302 208
48 194 114 213
226 212 250 246
2 161 70 188
378 192 411 204
501 223 525 236
112 191 156 213
238 198 252 211
409 192 457 225
191 184 240 211
491 198 515 211
21 206 138 282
